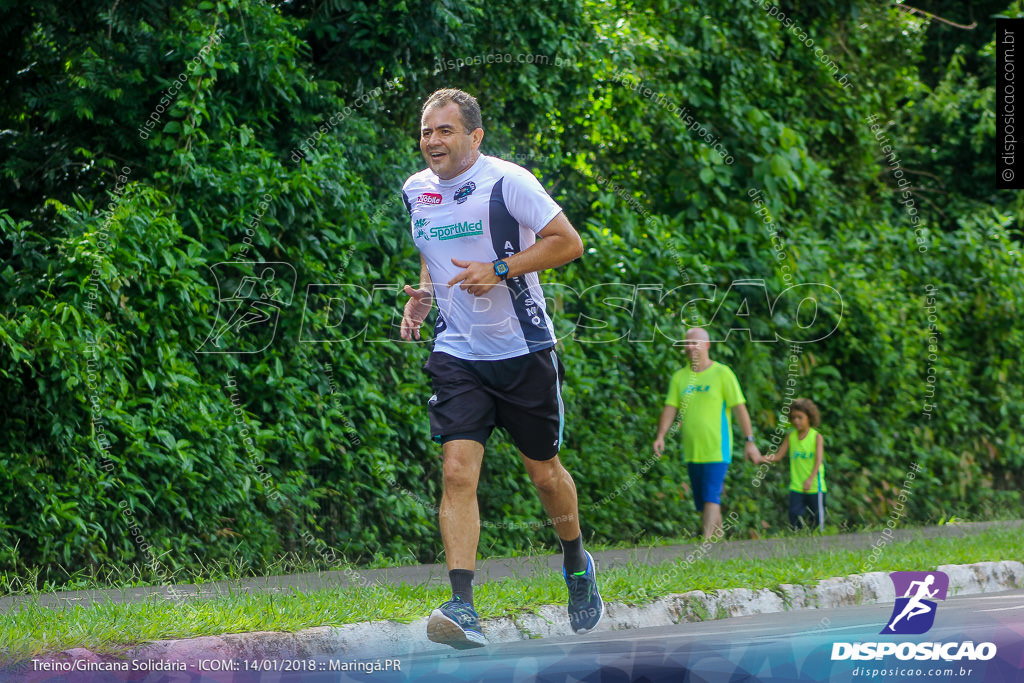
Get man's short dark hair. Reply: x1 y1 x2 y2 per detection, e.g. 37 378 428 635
422 88 483 132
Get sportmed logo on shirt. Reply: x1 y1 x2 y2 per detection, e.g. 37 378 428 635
430 220 484 241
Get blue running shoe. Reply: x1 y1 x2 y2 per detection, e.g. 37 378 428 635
426 597 488 649
564 550 603 633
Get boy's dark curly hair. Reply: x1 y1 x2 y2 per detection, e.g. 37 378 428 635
791 398 821 427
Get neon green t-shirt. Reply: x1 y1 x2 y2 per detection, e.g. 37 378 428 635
789 427 826 493
664 362 745 463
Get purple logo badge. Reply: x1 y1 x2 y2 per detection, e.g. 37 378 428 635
882 571 949 635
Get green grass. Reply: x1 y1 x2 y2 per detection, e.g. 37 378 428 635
2 524 1021 661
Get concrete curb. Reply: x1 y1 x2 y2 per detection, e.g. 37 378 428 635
104 559 1021 662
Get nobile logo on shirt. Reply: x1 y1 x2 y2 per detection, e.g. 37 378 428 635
882 571 948 635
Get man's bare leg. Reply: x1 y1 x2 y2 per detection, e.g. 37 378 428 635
439 439 485 570
427 439 489 649
522 452 603 633
520 454 581 541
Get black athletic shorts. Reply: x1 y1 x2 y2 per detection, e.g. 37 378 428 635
423 347 566 461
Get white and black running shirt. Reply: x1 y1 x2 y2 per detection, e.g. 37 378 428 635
402 155 561 361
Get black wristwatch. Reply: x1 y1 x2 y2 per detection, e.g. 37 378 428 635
492 259 510 281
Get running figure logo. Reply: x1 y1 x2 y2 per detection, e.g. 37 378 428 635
414 218 430 241
196 262 296 353
882 571 949 635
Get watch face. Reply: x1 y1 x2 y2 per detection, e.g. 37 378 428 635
495 261 509 276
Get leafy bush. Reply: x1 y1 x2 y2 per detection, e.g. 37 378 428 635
0 0 1020 584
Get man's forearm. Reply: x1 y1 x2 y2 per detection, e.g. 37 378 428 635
503 233 582 278
656 406 677 439
419 257 433 292
500 213 583 279
733 404 754 438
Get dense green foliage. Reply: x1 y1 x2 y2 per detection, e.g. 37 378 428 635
1 0 1021 583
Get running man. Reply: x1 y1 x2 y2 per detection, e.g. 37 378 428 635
886 574 939 632
653 327 762 538
399 88 602 649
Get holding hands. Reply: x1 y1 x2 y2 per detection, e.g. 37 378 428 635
745 439 764 465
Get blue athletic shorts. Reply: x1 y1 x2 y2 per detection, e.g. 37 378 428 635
686 462 729 510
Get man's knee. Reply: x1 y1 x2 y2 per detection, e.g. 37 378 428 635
443 457 479 492
528 460 568 495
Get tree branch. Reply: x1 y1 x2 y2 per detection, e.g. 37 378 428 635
894 4 977 30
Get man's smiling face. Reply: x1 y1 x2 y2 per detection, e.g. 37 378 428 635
420 101 483 180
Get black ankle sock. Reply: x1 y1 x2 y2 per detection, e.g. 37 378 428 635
560 534 587 574
449 569 474 604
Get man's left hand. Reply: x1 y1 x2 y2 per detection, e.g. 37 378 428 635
448 257 502 296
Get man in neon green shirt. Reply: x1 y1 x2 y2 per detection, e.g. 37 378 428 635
653 328 761 538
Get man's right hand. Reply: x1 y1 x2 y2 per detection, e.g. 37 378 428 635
653 436 666 458
401 285 433 341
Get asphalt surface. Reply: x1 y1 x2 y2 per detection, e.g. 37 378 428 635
2 520 1019 612
31 588 1014 683
366 589 1024 682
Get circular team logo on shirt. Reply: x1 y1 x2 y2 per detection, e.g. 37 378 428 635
454 181 476 204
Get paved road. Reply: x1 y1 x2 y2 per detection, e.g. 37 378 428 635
2 520 1018 612
287 589 1024 682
